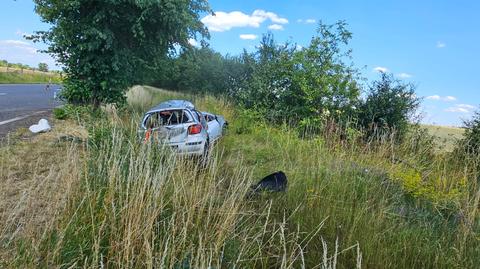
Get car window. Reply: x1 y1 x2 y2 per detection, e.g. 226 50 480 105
205 114 215 122
144 109 190 128
196 111 208 128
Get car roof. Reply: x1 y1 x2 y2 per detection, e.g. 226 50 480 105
147 100 195 113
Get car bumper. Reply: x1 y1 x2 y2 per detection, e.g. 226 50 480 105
166 139 206 156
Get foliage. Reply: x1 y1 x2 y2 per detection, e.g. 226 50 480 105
459 109 480 155
150 21 361 127
0 59 32 70
358 73 420 141
229 22 361 124
32 0 210 107
152 46 243 95
52 107 67 120
38 62 48 72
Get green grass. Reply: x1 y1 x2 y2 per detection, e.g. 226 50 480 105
0 72 62 84
1 86 479 268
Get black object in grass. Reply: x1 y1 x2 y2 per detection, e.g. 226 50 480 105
251 171 288 193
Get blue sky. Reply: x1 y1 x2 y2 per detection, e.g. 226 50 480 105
1 0 479 126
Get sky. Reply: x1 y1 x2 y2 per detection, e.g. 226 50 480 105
0 0 479 126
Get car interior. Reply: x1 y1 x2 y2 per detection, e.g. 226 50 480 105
144 110 190 129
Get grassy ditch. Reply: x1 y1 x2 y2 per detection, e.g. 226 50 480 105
1 86 479 268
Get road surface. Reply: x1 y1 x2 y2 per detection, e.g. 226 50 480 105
0 84 62 138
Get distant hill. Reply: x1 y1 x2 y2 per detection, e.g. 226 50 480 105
422 124 464 151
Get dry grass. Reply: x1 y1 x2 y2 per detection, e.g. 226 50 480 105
0 119 86 263
0 90 355 268
0 67 62 84
1 86 478 268
422 124 465 151
0 66 59 76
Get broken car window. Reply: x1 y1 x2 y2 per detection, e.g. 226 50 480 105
144 110 190 129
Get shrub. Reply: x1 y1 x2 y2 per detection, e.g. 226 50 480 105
228 22 361 125
358 73 420 142
53 107 67 120
459 109 480 156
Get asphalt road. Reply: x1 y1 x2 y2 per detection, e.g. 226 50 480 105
0 84 62 137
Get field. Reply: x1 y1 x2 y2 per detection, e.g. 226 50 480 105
423 124 465 151
0 67 62 84
1 86 479 268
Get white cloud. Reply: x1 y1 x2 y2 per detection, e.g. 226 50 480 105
444 96 457 102
397 73 412 79
445 104 476 113
426 95 457 102
252 10 288 24
426 95 441 100
436 41 446 48
1 40 31 47
457 104 475 109
0 40 38 55
297 19 316 24
188 38 198 47
268 24 284 30
445 107 469 113
0 39 58 69
239 34 258 40
201 10 288 32
373 66 389 73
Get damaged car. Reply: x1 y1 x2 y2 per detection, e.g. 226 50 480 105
140 100 226 157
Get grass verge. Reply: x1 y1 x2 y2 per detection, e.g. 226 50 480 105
1 86 478 268
0 72 62 84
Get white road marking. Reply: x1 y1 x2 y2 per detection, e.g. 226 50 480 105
0 111 48 126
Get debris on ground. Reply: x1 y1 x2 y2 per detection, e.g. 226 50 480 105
251 171 288 194
28 119 51 134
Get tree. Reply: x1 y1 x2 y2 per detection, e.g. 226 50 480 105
229 21 361 124
151 45 247 95
38 62 48 72
32 0 210 107
458 109 480 155
358 73 420 141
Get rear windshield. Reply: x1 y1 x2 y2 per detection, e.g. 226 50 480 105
144 110 190 129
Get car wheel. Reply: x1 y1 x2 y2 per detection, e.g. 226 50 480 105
199 139 210 167
202 139 210 159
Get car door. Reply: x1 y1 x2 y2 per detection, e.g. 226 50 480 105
206 114 221 141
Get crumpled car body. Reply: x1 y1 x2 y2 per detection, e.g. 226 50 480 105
139 100 225 157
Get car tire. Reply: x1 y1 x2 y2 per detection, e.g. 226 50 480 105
202 139 210 159
199 139 210 168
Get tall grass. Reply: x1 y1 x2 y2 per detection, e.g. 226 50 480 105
2 107 356 268
2 86 479 268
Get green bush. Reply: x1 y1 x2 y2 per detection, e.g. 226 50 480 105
459 109 480 155
53 107 67 120
228 22 361 125
358 73 420 142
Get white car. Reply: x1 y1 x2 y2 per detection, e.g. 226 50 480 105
140 100 225 157
202 111 228 143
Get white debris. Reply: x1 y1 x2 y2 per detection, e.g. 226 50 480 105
29 119 51 133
